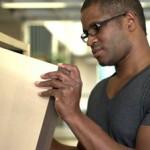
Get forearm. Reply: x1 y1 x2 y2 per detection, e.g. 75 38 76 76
66 112 134 150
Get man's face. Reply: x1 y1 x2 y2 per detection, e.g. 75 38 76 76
81 4 131 66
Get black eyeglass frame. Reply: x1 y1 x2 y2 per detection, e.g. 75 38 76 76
81 12 126 43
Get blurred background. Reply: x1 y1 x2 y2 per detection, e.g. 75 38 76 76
0 0 150 146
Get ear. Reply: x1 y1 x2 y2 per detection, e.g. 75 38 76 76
125 11 137 32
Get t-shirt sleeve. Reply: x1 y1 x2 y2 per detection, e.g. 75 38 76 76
141 78 150 125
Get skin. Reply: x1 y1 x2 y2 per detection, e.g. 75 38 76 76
35 3 150 150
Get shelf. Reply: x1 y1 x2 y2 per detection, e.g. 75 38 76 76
0 32 30 55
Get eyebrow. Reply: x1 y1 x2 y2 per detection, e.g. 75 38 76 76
91 13 127 28
82 12 126 34
82 21 97 33
82 17 106 34
96 12 126 24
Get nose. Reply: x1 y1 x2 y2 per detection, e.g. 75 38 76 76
87 35 98 47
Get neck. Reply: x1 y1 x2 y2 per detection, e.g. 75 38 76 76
115 39 150 79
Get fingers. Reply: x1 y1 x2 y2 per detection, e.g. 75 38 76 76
38 88 61 97
35 79 66 89
40 64 81 82
58 64 82 84
35 64 82 98
41 71 65 80
58 66 71 76
41 69 70 82
58 64 81 79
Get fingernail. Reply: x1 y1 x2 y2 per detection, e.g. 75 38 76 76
35 81 40 85
38 92 42 96
41 74 46 77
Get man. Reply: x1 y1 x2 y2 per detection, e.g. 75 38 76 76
35 0 150 149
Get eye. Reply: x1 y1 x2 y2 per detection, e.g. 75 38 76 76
88 23 101 36
83 30 88 37
81 30 88 43
94 23 101 31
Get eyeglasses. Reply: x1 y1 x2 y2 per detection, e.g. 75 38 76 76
81 12 126 43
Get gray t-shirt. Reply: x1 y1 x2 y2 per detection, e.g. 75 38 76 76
87 66 150 148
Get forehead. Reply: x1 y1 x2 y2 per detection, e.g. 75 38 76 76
81 4 104 29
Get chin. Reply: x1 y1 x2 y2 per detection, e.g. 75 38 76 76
98 60 114 66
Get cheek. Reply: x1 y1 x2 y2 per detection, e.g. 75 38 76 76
100 33 125 61
108 33 131 62
104 30 127 51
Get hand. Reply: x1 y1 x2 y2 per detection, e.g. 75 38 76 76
35 64 82 122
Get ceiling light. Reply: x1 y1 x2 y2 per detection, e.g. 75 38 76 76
0 2 82 9
141 2 150 8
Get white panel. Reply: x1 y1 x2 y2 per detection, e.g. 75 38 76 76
146 20 150 44
0 48 58 150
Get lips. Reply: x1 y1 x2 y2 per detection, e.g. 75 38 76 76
92 46 104 58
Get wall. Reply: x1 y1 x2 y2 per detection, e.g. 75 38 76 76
0 20 23 41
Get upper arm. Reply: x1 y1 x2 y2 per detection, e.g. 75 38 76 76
136 125 150 150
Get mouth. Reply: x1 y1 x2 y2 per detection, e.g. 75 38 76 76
92 46 105 58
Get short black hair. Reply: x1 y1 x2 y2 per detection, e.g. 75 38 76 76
81 0 146 35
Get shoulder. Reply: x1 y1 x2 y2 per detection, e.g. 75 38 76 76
89 78 108 97
137 67 150 125
87 77 109 109
141 67 150 106
133 67 150 149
